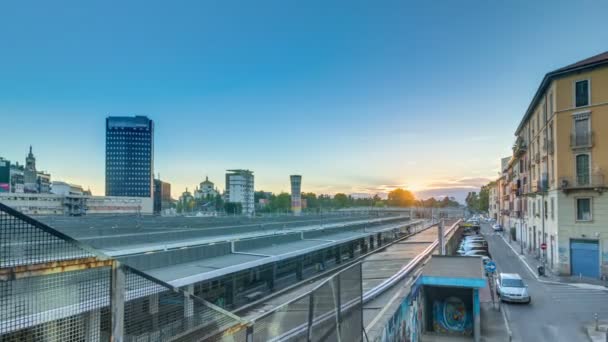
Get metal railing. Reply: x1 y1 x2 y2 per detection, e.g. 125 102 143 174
250 262 363 342
560 173 606 191
0 203 247 342
570 132 594 149
255 219 462 342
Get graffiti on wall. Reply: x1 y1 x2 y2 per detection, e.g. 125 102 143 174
432 297 472 335
379 285 422 342
558 247 569 264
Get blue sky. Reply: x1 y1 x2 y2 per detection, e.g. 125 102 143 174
1 1 607 201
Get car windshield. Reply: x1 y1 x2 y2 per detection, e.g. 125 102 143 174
502 278 525 287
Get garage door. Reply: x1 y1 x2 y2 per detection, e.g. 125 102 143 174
570 240 599 279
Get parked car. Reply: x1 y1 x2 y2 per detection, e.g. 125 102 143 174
463 237 486 243
459 241 488 249
492 224 503 232
464 250 491 258
495 273 530 303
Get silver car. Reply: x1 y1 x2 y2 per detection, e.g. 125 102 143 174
495 273 531 303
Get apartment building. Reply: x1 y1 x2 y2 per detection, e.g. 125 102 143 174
225 169 255 215
503 51 608 279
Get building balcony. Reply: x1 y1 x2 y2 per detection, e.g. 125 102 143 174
560 172 607 193
512 137 527 157
570 132 594 149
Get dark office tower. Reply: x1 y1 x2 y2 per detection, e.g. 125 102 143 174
105 116 154 197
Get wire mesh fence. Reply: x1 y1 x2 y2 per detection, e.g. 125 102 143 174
251 262 363 342
0 203 247 342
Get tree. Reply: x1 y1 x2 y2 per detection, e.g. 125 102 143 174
465 192 480 212
224 202 242 215
271 192 291 212
333 193 349 208
478 182 493 213
214 194 224 211
302 192 318 211
387 188 416 207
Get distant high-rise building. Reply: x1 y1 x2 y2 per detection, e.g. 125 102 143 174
290 175 302 216
0 158 10 193
105 116 154 197
36 171 51 193
225 169 254 215
23 146 38 193
9 163 24 193
153 178 172 213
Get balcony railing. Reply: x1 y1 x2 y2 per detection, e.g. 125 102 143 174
560 172 607 193
536 178 548 193
512 137 527 157
570 132 594 149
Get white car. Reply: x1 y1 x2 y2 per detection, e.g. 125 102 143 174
492 224 503 232
495 273 530 303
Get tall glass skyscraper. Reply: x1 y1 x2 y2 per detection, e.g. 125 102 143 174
105 116 154 197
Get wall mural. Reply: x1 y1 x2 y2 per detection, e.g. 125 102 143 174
432 296 472 335
379 285 422 342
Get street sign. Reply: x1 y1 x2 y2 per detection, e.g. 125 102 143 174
485 261 497 273
541 243 547 250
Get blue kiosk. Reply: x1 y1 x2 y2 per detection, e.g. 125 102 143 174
418 255 486 342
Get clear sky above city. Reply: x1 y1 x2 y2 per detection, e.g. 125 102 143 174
1 1 608 201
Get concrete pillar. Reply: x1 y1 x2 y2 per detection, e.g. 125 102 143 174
473 288 480 342
370 236 374 249
361 239 367 254
335 246 341 264
377 233 382 247
296 258 303 280
270 264 277 290
349 244 355 259
184 285 194 318
438 219 445 255
149 293 159 333
86 309 101 342
227 275 237 307
111 263 125 342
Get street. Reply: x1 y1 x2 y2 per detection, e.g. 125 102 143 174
481 223 608 342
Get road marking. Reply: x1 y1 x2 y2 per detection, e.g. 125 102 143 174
496 233 562 285
501 303 513 342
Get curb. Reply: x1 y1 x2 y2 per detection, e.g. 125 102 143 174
497 234 563 285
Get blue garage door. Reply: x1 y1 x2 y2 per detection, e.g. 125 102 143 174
570 240 599 279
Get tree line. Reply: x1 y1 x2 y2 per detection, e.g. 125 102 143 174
465 181 492 213
255 188 461 213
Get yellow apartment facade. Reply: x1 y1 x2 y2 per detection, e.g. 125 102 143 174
501 51 608 279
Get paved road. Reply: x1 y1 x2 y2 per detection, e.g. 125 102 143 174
481 223 608 342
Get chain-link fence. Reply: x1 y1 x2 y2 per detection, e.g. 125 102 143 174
251 262 363 342
0 203 247 342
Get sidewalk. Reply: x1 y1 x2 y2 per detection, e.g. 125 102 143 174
479 283 510 342
498 231 608 288
584 321 608 342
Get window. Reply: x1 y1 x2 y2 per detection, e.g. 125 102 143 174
576 198 592 221
575 80 589 107
576 154 590 185
549 92 553 116
574 116 590 147
550 198 554 220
